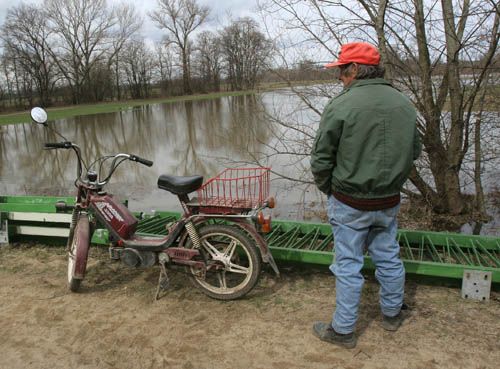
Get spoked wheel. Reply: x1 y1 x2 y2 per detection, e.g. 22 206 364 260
67 214 90 292
188 225 261 300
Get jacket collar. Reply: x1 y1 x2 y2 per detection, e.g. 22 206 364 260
343 78 392 91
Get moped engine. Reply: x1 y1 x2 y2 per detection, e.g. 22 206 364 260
115 248 156 268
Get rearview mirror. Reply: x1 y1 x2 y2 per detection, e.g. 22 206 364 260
30 107 48 125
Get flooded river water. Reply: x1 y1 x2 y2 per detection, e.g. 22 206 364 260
0 94 317 219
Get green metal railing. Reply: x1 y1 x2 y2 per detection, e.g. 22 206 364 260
266 219 499 282
1 195 499 283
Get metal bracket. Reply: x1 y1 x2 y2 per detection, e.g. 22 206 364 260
0 213 9 245
462 270 492 302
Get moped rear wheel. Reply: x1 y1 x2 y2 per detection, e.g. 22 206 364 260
67 215 90 292
187 224 261 300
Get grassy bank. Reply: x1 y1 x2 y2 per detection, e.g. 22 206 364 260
0 80 335 126
4 80 495 126
0 90 257 126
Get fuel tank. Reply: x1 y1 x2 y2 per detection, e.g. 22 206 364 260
90 194 137 240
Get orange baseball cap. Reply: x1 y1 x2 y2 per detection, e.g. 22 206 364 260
325 42 380 68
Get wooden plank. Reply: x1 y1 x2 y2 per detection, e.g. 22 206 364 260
8 212 72 223
14 226 70 237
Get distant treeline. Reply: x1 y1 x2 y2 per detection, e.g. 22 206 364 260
0 0 277 112
1 0 498 113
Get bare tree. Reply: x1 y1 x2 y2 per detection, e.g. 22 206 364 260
0 56 14 110
108 3 143 100
0 78 4 108
44 0 141 103
257 0 499 230
220 17 273 91
155 41 175 95
121 39 156 99
0 53 17 109
194 31 222 91
149 0 210 95
0 3 56 106
0 49 34 108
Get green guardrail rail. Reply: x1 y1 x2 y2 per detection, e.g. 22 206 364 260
1 195 499 283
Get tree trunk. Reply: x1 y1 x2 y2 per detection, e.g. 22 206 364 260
473 90 488 234
182 49 192 95
12 61 23 108
440 0 466 214
115 58 121 100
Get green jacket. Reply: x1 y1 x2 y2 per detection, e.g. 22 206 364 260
310 78 421 198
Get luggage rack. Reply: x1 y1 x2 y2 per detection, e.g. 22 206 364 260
187 167 271 214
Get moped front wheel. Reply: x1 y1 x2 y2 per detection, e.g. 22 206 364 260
187 224 261 300
67 214 90 292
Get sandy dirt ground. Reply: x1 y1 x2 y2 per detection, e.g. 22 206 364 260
0 243 499 369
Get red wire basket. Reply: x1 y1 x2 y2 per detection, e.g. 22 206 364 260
196 167 271 214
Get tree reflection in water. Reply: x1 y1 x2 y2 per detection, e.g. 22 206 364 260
0 94 273 209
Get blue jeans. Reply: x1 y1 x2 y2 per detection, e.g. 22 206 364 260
327 195 405 334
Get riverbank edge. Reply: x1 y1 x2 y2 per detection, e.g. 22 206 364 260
0 90 262 126
0 80 330 126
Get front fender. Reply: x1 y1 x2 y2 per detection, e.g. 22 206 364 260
72 215 90 279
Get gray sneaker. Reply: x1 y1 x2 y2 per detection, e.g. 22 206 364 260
381 311 406 331
312 322 357 349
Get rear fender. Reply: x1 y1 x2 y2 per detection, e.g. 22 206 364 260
230 220 280 277
182 217 280 276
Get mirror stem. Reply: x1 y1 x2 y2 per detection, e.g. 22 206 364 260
46 123 69 142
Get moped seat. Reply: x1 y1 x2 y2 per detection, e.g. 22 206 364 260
157 175 204 195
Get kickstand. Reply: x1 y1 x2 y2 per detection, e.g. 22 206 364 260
154 261 169 302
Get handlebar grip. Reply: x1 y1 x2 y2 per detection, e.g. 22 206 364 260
130 155 153 167
44 142 72 149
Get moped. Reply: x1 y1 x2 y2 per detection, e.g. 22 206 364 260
30 107 278 300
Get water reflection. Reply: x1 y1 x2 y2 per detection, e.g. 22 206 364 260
0 95 274 210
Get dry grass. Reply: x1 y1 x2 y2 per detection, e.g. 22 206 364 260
0 244 499 369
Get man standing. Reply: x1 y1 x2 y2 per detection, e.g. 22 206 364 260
310 42 421 349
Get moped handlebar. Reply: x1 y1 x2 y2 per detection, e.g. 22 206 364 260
35 108 152 189
93 153 153 186
129 155 154 167
44 141 73 149
44 144 153 188
43 141 85 187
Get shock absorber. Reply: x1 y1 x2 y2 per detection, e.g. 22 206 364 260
185 221 201 248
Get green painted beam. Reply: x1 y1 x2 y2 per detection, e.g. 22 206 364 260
269 246 500 283
272 218 499 251
0 196 75 213
0 195 74 204
1 195 499 283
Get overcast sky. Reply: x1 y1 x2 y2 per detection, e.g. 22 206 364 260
0 0 261 43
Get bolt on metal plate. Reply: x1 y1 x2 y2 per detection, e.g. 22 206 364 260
461 270 492 302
